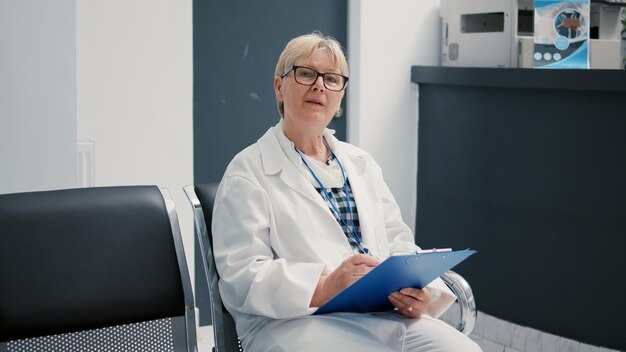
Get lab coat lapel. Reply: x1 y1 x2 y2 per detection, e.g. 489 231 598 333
279 165 326 207
257 127 332 212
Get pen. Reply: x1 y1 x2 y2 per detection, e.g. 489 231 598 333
390 248 453 256
416 248 452 254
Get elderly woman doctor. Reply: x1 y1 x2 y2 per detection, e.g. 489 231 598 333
212 32 482 352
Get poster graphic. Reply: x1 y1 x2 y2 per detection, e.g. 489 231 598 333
533 0 590 69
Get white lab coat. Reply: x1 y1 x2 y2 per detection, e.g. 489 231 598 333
212 122 458 351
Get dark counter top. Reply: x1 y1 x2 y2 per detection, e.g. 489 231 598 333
411 66 626 92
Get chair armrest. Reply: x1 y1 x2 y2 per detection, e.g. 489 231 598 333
440 270 477 335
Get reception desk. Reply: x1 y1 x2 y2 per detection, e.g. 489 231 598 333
411 66 625 350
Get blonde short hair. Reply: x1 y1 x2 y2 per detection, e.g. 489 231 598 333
275 32 348 117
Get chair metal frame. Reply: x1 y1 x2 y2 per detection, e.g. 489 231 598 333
440 270 477 335
160 187 199 351
184 184 241 352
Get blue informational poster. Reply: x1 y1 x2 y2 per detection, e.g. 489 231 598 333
533 0 590 69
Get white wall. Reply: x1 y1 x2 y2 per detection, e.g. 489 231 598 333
348 0 441 235
0 0 77 194
2 0 438 297
1 0 194 288
76 0 194 282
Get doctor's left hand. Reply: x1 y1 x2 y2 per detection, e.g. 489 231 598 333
388 287 431 319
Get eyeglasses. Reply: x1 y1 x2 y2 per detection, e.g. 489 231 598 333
281 66 349 92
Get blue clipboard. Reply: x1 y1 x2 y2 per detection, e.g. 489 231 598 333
314 249 476 315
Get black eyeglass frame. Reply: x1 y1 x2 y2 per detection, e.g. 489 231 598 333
281 66 349 91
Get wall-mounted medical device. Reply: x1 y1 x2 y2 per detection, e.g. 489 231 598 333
440 0 624 69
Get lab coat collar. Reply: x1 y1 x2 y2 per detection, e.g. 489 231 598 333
257 122 326 206
257 121 295 176
257 121 375 253
257 121 368 180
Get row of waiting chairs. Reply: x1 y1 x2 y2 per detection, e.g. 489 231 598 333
0 185 476 352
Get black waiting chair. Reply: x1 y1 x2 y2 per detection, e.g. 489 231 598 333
184 183 477 352
0 186 197 352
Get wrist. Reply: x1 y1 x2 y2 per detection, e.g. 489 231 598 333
310 274 329 308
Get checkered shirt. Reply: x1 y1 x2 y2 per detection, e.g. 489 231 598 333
315 177 363 254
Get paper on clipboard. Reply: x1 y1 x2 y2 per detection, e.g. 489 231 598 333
314 249 476 315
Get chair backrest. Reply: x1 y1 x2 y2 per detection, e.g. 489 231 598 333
0 186 196 352
184 184 242 352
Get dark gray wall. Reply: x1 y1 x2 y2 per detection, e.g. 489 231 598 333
193 0 347 185
412 66 626 351
193 0 347 325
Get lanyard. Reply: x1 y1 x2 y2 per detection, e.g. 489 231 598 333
295 137 370 255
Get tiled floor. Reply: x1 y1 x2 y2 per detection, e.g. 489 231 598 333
466 311 622 352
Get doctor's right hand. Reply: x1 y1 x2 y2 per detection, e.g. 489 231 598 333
310 254 379 308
